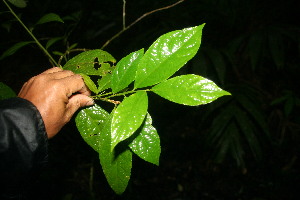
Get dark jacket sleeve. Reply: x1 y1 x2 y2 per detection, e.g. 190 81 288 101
0 97 48 199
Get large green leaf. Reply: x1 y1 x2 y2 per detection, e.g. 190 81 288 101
134 24 205 89
111 91 148 150
63 49 116 76
99 111 132 195
75 104 109 152
129 114 161 165
0 82 16 100
111 49 144 93
152 74 231 106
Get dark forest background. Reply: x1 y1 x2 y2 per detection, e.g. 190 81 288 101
1 0 300 199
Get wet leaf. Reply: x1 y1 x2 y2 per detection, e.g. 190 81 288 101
79 73 98 94
99 111 132 195
97 74 112 92
63 49 116 76
111 49 144 93
75 104 109 152
0 82 16 100
134 24 205 89
129 114 161 165
152 74 231 106
111 91 148 150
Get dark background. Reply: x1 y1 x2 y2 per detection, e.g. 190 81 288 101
1 0 300 199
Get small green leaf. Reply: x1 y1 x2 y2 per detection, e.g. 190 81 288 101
129 114 161 165
52 51 64 56
0 41 34 60
36 13 64 25
75 104 109 152
152 74 231 106
0 82 16 100
46 37 64 49
97 74 112 92
111 91 148 150
248 32 263 70
7 0 27 8
111 49 144 93
134 24 205 89
63 49 116 76
99 111 132 195
79 73 98 94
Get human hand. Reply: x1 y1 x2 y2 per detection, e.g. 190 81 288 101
18 67 94 138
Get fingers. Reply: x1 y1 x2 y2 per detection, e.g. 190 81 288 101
66 94 94 119
42 68 91 96
59 74 91 96
41 67 63 74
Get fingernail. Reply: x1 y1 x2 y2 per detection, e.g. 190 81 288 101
86 99 95 106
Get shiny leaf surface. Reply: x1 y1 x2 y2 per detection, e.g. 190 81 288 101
152 74 231 106
79 73 98 94
99 111 132 195
134 24 205 89
97 74 112 92
75 105 109 152
111 49 144 93
129 114 161 165
63 49 116 76
111 91 148 150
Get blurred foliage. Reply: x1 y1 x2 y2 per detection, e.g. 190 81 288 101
0 0 300 199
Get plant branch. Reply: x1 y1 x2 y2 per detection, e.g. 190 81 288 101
122 0 126 29
3 0 58 66
101 0 186 49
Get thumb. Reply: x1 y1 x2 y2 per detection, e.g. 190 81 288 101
66 94 94 119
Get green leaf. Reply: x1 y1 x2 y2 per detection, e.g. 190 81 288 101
36 13 64 25
111 91 148 150
0 41 34 60
152 74 231 106
248 32 263 70
46 37 64 49
99 111 132 195
7 0 27 8
268 32 284 69
63 49 116 76
97 74 112 92
129 114 161 165
75 104 109 152
0 82 16 100
134 24 205 89
79 73 98 94
111 49 144 93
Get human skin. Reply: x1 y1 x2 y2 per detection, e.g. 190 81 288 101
18 67 94 138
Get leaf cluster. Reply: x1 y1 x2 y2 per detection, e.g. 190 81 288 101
63 24 230 194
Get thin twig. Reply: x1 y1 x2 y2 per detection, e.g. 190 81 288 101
122 0 126 29
101 0 186 49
